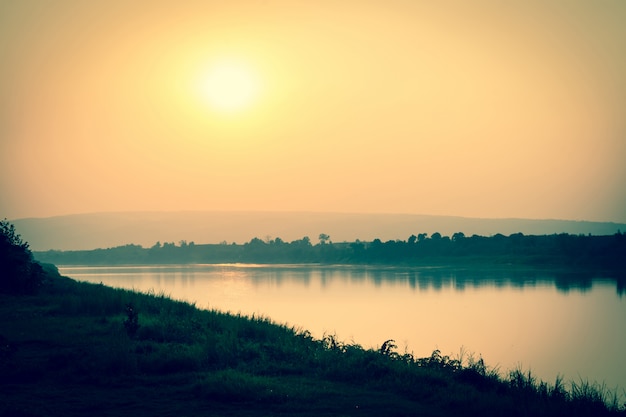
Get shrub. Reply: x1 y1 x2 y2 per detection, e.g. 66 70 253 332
0 219 44 294
123 303 140 338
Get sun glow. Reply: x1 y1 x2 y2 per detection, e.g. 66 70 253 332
197 60 260 114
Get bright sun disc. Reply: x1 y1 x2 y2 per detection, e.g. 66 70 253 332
198 61 259 113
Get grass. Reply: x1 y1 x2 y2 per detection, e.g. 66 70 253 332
1 266 624 417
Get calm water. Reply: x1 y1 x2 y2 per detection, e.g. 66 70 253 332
59 264 626 394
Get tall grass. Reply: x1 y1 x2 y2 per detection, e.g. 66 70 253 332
50 278 626 412
3 274 624 416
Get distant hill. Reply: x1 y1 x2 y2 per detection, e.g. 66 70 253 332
11 211 626 251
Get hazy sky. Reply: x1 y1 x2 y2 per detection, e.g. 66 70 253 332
2 0 625 222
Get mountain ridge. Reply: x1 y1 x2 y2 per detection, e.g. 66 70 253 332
11 211 626 251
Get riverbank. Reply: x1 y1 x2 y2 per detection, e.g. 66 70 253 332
1 267 623 417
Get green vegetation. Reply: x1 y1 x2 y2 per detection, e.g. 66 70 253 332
2 220 625 416
1 268 624 416
0 218 45 294
35 232 626 274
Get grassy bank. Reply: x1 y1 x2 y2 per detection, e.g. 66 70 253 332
1 266 624 417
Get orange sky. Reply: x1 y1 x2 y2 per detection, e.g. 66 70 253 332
2 0 625 222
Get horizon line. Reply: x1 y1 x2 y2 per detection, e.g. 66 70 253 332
9 209 626 225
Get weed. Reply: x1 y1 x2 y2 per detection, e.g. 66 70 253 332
416 349 461 371
123 303 139 338
321 333 346 352
379 339 397 357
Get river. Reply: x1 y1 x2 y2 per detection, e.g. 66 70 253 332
58 264 625 395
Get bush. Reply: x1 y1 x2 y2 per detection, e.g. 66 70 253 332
0 219 44 294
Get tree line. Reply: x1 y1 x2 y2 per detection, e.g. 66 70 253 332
34 231 626 271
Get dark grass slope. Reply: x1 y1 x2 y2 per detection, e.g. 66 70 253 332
1 267 624 417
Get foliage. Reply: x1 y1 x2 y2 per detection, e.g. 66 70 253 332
1 274 624 416
0 219 44 294
34 231 626 275
123 303 140 338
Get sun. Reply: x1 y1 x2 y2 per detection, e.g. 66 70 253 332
197 60 260 114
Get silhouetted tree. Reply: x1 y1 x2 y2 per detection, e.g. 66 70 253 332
452 232 465 242
0 219 44 294
349 240 366 261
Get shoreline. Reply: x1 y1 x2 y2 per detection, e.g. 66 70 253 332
1 270 625 416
